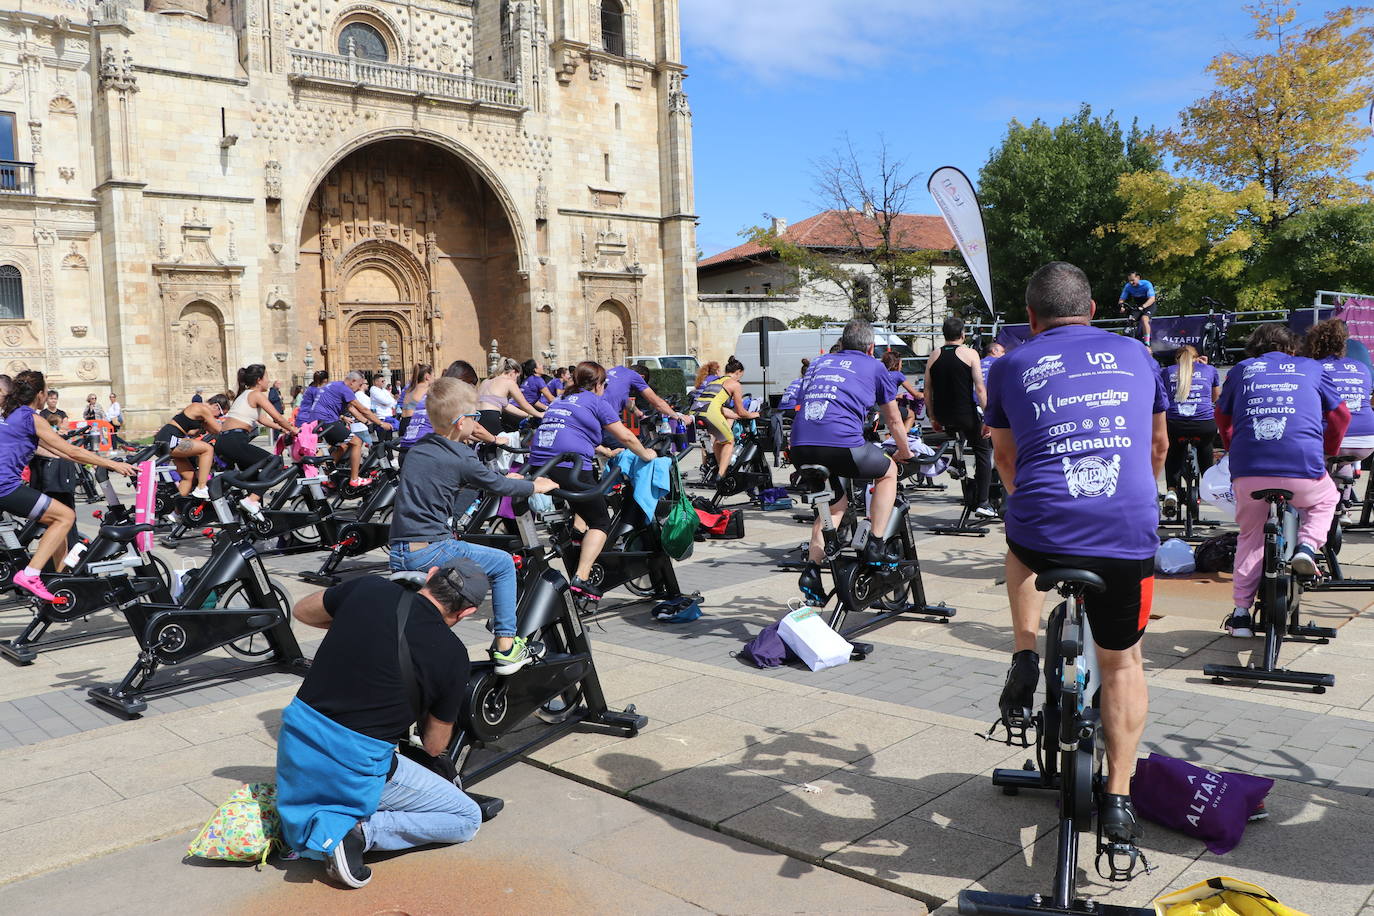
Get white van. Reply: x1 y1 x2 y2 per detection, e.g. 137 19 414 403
732 328 923 400
625 354 701 376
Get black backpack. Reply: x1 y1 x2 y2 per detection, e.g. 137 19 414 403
1194 532 1238 573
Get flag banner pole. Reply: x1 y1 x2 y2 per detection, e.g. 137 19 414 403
928 166 993 317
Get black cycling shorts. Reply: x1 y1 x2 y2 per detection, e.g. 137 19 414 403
214 429 271 471
1007 537 1153 651
548 464 612 532
0 484 50 520
318 420 352 446
1125 297 1154 317
790 443 893 497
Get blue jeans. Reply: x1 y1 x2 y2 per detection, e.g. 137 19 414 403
362 754 480 852
389 537 518 638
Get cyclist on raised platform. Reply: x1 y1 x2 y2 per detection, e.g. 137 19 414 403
1118 271 1156 344
791 319 912 595
986 261 1167 849
1161 344 1221 514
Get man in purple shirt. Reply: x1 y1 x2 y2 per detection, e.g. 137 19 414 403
599 365 690 446
985 262 1167 851
790 319 912 592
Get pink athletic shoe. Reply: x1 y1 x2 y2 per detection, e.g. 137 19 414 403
12 570 56 602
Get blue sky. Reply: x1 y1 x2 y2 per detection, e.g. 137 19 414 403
680 0 1374 258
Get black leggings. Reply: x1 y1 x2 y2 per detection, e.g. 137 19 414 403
945 421 992 508
548 464 612 532
1164 417 1217 489
214 429 272 471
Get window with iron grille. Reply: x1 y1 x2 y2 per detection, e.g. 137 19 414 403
0 265 23 320
600 0 625 56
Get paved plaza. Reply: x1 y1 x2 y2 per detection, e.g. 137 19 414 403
1 465 1373 914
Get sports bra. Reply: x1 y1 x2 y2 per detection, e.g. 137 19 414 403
476 379 508 411
172 410 203 435
224 390 259 430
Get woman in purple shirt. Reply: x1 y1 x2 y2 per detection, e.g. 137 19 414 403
1160 345 1221 514
1306 319 1374 503
1216 324 1348 637
0 371 133 601
881 350 920 437
519 359 555 407
528 361 657 600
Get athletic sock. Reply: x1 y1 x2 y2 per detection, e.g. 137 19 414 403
21 567 38 578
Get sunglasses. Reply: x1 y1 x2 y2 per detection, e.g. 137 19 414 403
451 413 480 425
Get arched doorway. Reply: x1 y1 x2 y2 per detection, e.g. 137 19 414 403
592 300 630 366
173 301 228 395
298 139 524 377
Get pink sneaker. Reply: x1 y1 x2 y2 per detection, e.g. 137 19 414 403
12 570 56 602
349 477 373 488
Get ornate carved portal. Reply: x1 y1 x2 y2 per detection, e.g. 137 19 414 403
154 214 242 399
592 300 630 366
303 140 525 377
175 301 228 392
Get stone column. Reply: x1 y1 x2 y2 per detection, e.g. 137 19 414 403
657 67 696 354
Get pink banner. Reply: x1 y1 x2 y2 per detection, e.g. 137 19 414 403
134 459 156 553
1334 298 1374 349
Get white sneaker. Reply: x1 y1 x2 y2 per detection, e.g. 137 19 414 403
1163 490 1179 516
190 487 209 500
239 497 264 520
1224 609 1256 638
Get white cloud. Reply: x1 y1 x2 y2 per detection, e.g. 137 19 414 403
681 0 1011 80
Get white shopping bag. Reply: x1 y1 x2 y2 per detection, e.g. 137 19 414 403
1155 537 1196 575
777 605 852 671
1200 454 1236 522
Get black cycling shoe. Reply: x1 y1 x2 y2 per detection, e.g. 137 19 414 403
798 563 826 604
1096 793 1149 882
861 536 894 566
1099 793 1143 844
990 649 1039 745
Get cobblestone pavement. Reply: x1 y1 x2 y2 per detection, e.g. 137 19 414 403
1 458 1373 913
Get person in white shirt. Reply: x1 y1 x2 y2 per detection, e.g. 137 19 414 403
351 383 375 445
369 376 397 431
106 393 123 430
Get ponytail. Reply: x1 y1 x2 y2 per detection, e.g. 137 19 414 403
311 370 329 387
235 363 266 397
3 370 44 418
725 355 745 374
694 361 720 387
1174 345 1197 403
519 358 539 383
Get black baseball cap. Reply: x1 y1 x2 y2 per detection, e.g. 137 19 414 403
435 559 489 610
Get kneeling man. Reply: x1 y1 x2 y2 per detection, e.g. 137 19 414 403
276 562 488 888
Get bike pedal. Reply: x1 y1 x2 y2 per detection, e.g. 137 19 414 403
1095 841 1151 883
984 712 1033 747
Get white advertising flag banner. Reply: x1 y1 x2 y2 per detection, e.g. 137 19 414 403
928 166 993 314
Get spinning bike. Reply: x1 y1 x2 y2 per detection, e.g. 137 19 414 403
963 570 1151 916
399 452 648 788
928 430 993 537
1158 435 1218 541
1198 297 1231 366
1202 487 1336 692
300 441 405 585
1309 456 1374 591
88 465 310 717
792 456 955 659
1 450 174 663
699 417 775 508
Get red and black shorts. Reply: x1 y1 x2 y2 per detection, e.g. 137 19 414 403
1007 537 1154 651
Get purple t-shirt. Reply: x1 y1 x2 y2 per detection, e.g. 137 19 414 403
530 391 620 470
546 377 565 403
1321 357 1374 438
887 369 914 400
1162 361 1219 422
602 366 648 415
298 385 322 417
985 324 1167 560
299 381 356 426
398 387 432 446
791 350 898 449
1219 352 1340 479
980 355 999 386
0 406 39 497
520 374 550 407
779 376 805 411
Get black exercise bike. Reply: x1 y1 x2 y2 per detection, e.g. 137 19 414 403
964 570 1151 916
1159 434 1218 542
1202 487 1336 692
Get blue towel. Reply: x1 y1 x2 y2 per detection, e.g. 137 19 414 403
275 697 396 859
613 451 673 521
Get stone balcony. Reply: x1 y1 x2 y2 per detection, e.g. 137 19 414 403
287 49 524 110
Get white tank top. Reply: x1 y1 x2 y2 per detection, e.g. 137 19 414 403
226 390 259 429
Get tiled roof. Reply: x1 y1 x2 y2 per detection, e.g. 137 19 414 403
699 210 956 268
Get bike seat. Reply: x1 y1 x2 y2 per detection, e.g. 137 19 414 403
795 465 831 492
98 523 154 545
1034 568 1106 594
1252 488 1294 503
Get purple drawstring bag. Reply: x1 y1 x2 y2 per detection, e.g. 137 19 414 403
736 621 799 669
1129 753 1273 854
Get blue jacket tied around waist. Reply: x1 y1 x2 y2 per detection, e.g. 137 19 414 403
275 697 396 859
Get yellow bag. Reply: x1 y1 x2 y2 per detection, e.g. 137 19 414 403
1154 877 1309 916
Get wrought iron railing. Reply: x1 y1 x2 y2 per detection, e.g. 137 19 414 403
0 161 35 196
288 49 522 108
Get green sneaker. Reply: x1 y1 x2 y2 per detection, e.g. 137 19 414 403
491 636 534 675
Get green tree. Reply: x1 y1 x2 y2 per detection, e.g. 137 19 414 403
1251 204 1374 302
1167 0 1374 219
1105 171 1279 309
979 104 1161 321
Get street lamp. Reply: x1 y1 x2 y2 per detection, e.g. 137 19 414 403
378 339 391 386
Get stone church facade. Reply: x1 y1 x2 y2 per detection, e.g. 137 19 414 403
0 0 696 431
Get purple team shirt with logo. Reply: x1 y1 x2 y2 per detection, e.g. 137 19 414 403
791 350 898 449
985 324 1167 560
1219 352 1340 479
0 406 39 497
602 366 648 415
1162 361 1219 421
298 381 357 426
530 391 620 470
520 374 549 407
1321 357 1374 438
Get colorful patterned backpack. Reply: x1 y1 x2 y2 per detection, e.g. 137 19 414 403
187 782 281 866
